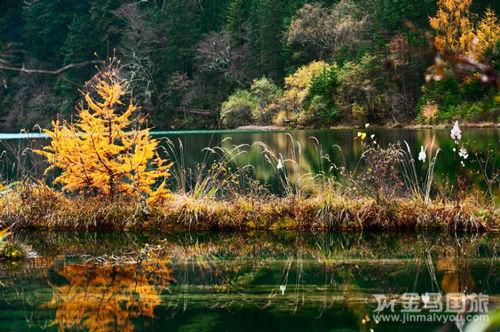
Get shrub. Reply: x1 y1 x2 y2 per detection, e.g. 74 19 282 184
420 78 462 110
308 65 337 104
351 103 367 126
249 77 282 125
283 60 333 113
250 77 282 106
421 100 438 124
359 142 405 202
220 90 257 128
272 110 288 126
297 95 327 126
306 65 340 123
419 76 496 123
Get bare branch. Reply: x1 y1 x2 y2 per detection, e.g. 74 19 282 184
0 60 104 75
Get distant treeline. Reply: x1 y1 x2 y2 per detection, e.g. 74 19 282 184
0 0 498 131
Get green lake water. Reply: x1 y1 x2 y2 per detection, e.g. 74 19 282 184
0 128 499 195
0 232 498 331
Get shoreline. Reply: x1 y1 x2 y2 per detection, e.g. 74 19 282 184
236 122 500 131
0 122 498 137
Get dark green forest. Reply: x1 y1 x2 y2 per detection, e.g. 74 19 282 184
0 0 498 131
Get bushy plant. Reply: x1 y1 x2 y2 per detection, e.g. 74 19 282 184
272 110 288 126
420 78 462 110
418 77 496 123
297 95 327 126
220 90 257 128
336 54 389 122
358 142 405 202
220 77 282 128
351 103 367 126
308 66 337 103
420 100 438 124
306 65 340 122
249 77 282 125
283 60 333 113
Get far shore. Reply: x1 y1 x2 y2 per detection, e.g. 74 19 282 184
236 122 500 131
0 122 498 138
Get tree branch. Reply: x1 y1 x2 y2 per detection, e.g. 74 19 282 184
0 60 104 75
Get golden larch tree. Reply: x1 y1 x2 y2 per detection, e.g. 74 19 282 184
475 8 500 58
430 0 499 61
37 66 172 204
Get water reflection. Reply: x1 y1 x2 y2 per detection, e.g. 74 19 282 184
0 232 498 331
47 256 174 332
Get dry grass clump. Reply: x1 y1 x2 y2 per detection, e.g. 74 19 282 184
0 183 497 232
0 183 140 231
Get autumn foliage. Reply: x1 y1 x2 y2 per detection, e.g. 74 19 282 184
37 66 172 204
430 0 499 61
282 60 333 112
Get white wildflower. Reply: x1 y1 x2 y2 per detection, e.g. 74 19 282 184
459 146 468 159
277 158 284 170
418 146 426 162
279 285 286 295
451 121 462 141
370 134 375 139
365 123 370 128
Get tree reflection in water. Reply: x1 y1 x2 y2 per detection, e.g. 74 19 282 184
0 233 497 331
47 253 174 332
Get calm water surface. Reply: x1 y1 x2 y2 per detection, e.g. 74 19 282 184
0 128 498 194
0 232 498 331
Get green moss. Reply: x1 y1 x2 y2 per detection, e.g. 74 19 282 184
0 242 25 260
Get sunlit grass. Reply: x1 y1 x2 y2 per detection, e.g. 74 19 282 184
0 182 496 232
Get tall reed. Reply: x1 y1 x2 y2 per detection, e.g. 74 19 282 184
400 137 440 203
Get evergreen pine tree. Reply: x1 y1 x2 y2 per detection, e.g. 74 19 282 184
226 0 249 48
259 0 285 81
162 0 202 76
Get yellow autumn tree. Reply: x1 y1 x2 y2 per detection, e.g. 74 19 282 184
429 0 499 61
282 60 332 112
475 8 500 58
37 66 172 204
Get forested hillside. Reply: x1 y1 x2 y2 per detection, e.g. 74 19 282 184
0 0 498 131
